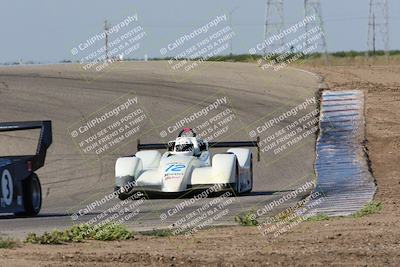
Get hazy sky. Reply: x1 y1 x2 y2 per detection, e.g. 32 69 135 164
0 0 399 62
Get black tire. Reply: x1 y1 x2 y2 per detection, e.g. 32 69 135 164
15 173 42 216
233 159 241 195
114 186 132 201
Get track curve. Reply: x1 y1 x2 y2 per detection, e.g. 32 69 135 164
0 61 318 237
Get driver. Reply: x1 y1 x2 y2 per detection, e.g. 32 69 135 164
173 138 194 156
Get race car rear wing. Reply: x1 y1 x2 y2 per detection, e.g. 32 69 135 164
137 137 261 161
0 120 52 171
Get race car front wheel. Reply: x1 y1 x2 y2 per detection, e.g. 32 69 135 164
241 156 253 195
233 157 253 195
16 173 42 216
233 159 241 195
114 186 132 201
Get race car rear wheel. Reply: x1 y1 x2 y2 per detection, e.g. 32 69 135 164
16 173 42 216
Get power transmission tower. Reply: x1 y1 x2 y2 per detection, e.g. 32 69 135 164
304 0 328 64
263 0 284 55
229 6 239 56
104 20 110 61
367 0 389 58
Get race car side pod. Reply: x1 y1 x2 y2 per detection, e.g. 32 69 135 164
0 121 52 171
136 136 261 162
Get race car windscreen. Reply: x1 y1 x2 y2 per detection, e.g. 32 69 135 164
175 143 194 152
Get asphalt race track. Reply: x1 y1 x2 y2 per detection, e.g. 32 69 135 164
0 61 318 237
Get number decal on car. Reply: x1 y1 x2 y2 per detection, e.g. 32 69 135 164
1 169 13 206
165 164 186 173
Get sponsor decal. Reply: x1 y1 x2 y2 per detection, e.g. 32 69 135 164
164 163 186 181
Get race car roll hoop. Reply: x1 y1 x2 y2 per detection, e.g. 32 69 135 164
136 138 261 162
137 127 260 161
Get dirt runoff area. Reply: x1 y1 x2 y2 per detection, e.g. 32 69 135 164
1 64 399 267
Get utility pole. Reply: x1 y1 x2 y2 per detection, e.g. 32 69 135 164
229 6 239 56
304 0 328 64
367 0 389 58
264 0 284 55
373 14 376 54
104 19 110 61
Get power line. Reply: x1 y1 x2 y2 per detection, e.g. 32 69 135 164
104 19 110 61
229 6 239 56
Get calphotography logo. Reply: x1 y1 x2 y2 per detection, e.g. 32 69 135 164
156 93 242 142
67 92 149 159
70 10 147 82
247 97 319 166
249 14 327 71
159 13 236 81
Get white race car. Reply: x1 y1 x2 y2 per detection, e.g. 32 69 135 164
115 128 259 199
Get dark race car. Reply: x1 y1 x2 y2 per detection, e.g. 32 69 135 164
0 121 52 216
